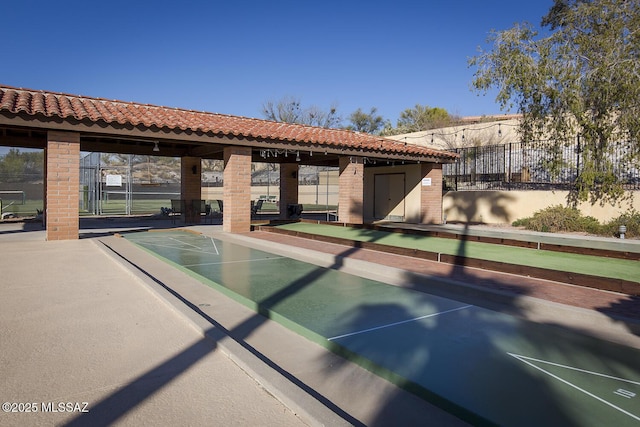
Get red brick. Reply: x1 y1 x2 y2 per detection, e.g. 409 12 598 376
420 163 443 224
338 156 364 224
223 146 251 233
46 132 80 241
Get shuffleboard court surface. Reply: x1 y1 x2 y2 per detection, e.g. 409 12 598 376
126 231 640 426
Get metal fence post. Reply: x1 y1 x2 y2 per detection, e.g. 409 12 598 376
576 134 581 182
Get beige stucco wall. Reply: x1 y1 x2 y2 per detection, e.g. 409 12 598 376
443 190 640 224
387 117 521 150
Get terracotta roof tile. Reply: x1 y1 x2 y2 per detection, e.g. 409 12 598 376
32 92 46 114
44 93 60 116
0 85 458 161
15 91 31 114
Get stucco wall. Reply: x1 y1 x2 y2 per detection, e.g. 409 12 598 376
443 190 640 224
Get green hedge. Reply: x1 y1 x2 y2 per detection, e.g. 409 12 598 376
513 205 639 238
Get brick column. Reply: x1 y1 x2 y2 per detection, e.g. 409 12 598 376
420 163 443 224
46 131 80 240
279 163 299 219
223 146 252 233
181 156 202 223
338 156 364 224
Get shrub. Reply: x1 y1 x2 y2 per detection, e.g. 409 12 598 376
512 205 602 234
513 205 640 238
602 210 640 239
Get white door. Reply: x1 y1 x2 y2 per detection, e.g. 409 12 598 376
374 173 405 220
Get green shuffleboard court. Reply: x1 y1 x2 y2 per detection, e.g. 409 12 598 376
272 222 640 283
125 231 640 426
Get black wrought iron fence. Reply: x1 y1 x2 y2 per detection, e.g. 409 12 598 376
443 139 640 191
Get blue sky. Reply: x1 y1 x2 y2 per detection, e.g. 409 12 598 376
4 0 553 125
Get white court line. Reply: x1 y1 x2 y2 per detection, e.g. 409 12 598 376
209 238 219 255
183 256 286 268
507 353 640 386
134 236 218 254
132 240 188 250
136 241 218 255
508 353 640 422
615 389 636 398
141 236 219 255
169 236 207 250
328 305 472 341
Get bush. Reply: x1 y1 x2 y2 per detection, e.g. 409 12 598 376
512 205 602 234
602 210 640 239
513 205 640 238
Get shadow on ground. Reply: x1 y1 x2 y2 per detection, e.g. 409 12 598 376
42 197 640 426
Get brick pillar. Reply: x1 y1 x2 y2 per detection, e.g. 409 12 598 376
223 146 252 233
279 163 299 219
338 156 364 224
46 131 80 240
420 163 443 224
181 156 202 223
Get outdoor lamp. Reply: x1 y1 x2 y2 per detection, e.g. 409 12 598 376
619 225 627 239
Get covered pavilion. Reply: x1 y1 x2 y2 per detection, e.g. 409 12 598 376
0 85 457 240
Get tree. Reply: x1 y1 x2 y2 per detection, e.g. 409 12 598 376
469 0 640 205
381 104 453 135
346 107 385 134
0 148 44 183
261 96 342 128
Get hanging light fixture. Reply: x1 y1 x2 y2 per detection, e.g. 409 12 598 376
296 151 301 162
153 142 159 152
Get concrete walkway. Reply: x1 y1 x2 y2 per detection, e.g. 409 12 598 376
0 224 307 427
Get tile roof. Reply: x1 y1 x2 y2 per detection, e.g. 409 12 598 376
0 85 458 161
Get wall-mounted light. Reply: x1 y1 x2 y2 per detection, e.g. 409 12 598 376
153 142 160 152
296 151 300 162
